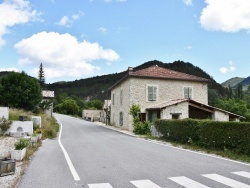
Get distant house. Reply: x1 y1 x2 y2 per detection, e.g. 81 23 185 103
109 65 244 132
42 90 54 116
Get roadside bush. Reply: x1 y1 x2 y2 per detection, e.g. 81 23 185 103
155 119 250 156
0 117 12 135
155 119 199 143
130 103 151 135
42 116 59 139
15 138 30 150
133 117 151 135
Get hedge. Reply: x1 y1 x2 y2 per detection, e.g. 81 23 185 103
155 119 250 156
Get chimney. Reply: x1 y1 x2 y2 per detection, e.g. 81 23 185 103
128 67 133 74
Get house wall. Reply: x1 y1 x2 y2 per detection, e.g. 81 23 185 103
161 102 189 119
110 77 208 131
82 110 103 122
129 77 208 112
110 78 133 131
212 110 229 121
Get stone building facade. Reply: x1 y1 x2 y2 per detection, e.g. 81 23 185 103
109 65 244 131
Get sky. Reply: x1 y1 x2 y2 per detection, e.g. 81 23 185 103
1 0 250 84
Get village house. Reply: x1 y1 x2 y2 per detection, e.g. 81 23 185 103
109 65 244 132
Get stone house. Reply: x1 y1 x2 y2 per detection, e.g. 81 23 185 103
109 65 244 132
42 90 54 116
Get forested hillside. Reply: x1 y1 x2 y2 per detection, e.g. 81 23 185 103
47 60 227 101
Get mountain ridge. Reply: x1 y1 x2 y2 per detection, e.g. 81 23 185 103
47 60 227 101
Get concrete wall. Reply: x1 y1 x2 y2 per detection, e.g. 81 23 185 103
6 121 33 136
82 110 103 122
0 107 9 119
31 116 42 128
161 102 189 120
212 110 229 121
110 77 208 131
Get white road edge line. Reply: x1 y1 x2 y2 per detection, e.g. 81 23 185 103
138 138 250 167
56 117 80 181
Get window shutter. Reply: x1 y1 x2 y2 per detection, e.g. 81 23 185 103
148 86 153 101
153 86 157 100
184 87 192 99
184 87 189 99
189 88 192 99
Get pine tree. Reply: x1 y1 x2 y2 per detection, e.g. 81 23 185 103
38 63 45 89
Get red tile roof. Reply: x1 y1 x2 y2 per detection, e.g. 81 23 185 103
129 65 210 82
109 65 210 90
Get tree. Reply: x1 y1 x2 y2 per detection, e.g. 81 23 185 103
38 63 46 89
0 72 42 111
236 84 243 99
54 99 79 116
215 98 250 121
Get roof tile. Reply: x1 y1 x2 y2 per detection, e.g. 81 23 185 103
129 65 210 82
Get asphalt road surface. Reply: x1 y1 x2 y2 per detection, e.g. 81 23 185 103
18 113 250 188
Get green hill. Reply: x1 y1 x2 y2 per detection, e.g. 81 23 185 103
47 60 227 101
221 77 245 88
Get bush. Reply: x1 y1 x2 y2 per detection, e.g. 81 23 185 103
0 117 12 135
133 117 151 135
15 138 30 150
155 119 250 156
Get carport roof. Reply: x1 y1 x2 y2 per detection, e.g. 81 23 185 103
146 99 245 119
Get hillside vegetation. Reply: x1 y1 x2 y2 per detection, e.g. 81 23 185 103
47 60 228 101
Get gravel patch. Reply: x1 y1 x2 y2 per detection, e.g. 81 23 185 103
0 137 25 188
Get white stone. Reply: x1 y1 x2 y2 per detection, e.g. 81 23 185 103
6 121 33 136
31 116 41 128
10 148 26 161
0 107 9 120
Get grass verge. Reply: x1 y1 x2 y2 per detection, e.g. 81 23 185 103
144 135 250 163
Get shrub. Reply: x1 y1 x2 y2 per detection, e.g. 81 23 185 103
14 138 30 150
155 119 250 156
133 117 151 135
0 117 12 135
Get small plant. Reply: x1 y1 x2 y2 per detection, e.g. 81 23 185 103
14 138 30 150
0 117 12 135
34 128 43 134
32 133 39 137
130 104 151 135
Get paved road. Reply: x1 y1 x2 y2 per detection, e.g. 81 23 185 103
18 113 250 188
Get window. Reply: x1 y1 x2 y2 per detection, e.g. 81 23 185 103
148 86 157 101
119 112 123 126
184 87 192 99
139 113 146 122
120 89 123 105
112 93 115 105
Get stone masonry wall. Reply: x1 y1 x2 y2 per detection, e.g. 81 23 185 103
111 77 208 131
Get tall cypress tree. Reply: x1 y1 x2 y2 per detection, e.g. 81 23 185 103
38 63 46 89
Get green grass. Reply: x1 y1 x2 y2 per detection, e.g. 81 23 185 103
144 135 250 163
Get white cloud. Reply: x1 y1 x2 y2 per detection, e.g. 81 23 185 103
57 11 83 27
183 0 192 6
14 32 120 82
219 61 236 74
186 46 192 50
57 16 70 27
99 27 107 34
0 67 19 72
200 0 250 32
0 0 40 47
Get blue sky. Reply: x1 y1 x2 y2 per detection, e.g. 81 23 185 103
1 0 250 84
